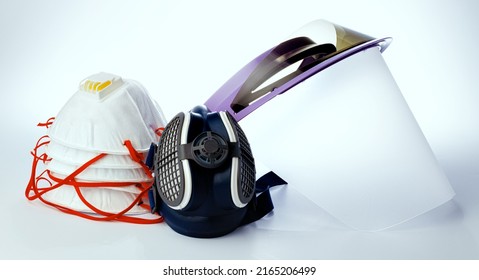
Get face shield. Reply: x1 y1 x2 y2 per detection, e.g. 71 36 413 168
204 19 455 231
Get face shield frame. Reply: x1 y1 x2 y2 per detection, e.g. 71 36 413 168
205 20 392 122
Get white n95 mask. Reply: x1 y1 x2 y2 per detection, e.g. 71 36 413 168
25 72 166 224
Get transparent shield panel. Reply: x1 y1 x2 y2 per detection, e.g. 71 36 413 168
206 19 454 230
240 46 455 231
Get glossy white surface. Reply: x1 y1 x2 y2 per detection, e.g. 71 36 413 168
1 0 478 259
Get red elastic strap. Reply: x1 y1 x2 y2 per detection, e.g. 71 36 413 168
37 117 55 128
155 127 165 137
123 140 153 179
25 118 163 224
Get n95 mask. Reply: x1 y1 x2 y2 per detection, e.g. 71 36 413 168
25 72 166 224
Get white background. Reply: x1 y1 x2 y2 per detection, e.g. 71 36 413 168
1 0 479 259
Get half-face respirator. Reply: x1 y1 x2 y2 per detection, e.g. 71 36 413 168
148 105 267 238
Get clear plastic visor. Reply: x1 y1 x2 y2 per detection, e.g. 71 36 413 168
234 20 455 231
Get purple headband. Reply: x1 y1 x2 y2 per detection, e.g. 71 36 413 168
205 20 391 121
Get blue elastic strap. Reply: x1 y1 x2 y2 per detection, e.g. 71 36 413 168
145 143 157 170
146 143 158 213
240 171 287 226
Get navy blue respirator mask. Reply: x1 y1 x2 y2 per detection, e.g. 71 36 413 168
147 105 286 238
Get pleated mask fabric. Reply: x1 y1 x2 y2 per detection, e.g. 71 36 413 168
25 72 166 224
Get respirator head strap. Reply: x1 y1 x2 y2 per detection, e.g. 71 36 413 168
240 171 288 226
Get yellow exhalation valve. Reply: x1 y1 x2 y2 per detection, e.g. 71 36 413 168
79 72 124 100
